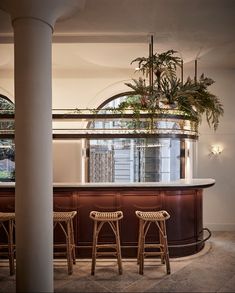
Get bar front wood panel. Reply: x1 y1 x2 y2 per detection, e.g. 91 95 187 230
0 186 205 258
53 191 78 249
77 190 117 246
163 189 203 256
119 190 162 257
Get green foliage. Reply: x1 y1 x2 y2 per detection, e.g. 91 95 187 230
132 50 181 80
0 170 10 178
175 74 224 130
0 95 15 130
0 97 14 113
119 50 223 131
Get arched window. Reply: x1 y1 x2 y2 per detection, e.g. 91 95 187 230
0 95 15 182
88 93 183 183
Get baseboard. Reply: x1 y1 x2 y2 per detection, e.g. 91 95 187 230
204 223 235 231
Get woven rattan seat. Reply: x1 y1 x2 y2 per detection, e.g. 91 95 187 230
0 213 15 221
136 210 170 222
90 211 123 221
0 212 15 275
53 211 77 275
136 210 171 275
53 211 77 222
90 210 123 275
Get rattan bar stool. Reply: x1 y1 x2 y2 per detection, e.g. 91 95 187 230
53 211 77 275
136 210 171 275
89 210 123 275
0 212 15 276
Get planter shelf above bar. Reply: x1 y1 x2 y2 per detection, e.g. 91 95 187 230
0 108 198 140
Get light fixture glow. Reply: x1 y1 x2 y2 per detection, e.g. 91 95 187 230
210 144 223 155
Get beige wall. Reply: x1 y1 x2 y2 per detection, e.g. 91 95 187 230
53 140 85 183
197 68 235 231
52 76 133 109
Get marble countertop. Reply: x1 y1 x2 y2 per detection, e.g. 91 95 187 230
0 178 215 188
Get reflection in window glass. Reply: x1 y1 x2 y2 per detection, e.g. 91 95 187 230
89 138 180 182
88 93 183 182
0 140 15 181
0 95 15 181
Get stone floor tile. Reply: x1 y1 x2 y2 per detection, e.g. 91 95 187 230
217 274 235 293
0 232 234 293
55 279 111 293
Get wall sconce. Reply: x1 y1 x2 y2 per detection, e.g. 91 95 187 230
210 144 223 156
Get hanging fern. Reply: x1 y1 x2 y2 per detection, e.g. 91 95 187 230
120 48 223 131
175 74 224 130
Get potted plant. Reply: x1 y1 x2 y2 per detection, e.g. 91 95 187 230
117 50 223 132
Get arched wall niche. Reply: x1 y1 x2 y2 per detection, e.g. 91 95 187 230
85 79 133 109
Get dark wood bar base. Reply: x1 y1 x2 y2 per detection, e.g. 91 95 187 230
0 182 214 258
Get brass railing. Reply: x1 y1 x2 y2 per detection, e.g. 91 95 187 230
0 108 198 140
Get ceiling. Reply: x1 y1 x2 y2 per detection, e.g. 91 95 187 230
0 0 235 77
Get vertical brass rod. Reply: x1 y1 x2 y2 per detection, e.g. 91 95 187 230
149 35 154 90
180 139 186 179
194 59 197 82
181 59 184 84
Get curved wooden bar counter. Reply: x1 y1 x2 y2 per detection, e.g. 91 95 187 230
0 179 215 257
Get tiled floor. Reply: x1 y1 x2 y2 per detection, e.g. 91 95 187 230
1 231 235 292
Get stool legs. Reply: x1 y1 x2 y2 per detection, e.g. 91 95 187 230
66 220 73 275
91 220 98 275
0 217 15 276
138 220 151 275
65 217 77 275
70 219 76 265
53 211 77 275
115 220 122 275
161 220 170 274
137 219 170 275
137 219 142 265
138 219 145 275
91 219 122 276
8 219 15 276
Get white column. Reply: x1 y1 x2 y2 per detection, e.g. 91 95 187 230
0 1 85 291
14 18 53 292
